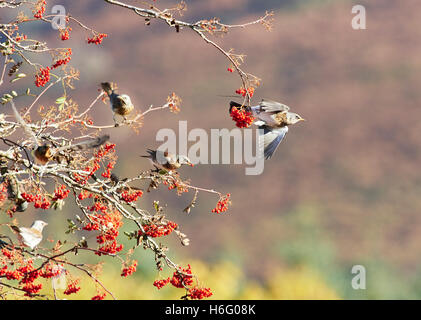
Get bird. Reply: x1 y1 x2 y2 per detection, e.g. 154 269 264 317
9 100 110 165
108 173 143 193
1 159 27 211
11 220 48 250
101 82 134 126
32 135 110 166
230 99 305 160
141 149 194 172
4 175 28 212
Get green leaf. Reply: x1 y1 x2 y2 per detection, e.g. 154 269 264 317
55 96 66 105
10 73 26 83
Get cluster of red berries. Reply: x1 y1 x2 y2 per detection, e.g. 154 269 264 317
78 190 93 200
121 189 143 203
33 0 46 19
73 143 115 184
121 260 138 277
52 184 70 201
230 107 255 128
84 211 122 235
1 248 13 259
83 210 124 256
151 265 213 299
91 293 107 300
34 67 50 87
163 179 189 195
188 286 213 299
212 193 231 214
138 221 178 238
227 67 234 73
153 277 171 289
63 280 81 295
51 48 72 69
0 265 20 280
39 263 63 278
21 192 50 209
101 161 115 178
51 57 71 69
22 283 43 296
96 143 116 157
87 201 108 214
15 35 27 42
96 240 123 256
87 33 108 45
0 256 64 297
235 87 255 98
170 264 194 288
60 27 72 40
152 264 194 291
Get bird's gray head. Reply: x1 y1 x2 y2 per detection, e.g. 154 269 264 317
286 112 305 125
177 155 194 167
31 220 48 231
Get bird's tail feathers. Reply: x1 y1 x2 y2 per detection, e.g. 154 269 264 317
141 149 155 158
10 100 40 147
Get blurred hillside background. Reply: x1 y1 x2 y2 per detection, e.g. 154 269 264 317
2 0 421 299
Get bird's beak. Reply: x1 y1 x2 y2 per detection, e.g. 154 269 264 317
299 118 306 122
188 162 194 167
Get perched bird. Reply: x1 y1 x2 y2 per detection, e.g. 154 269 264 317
10 100 110 165
141 149 194 171
108 173 143 193
1 160 28 212
101 82 134 125
5 175 28 212
230 100 305 159
11 220 48 250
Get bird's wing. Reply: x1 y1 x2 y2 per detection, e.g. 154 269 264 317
115 95 128 106
259 126 288 160
19 228 42 249
260 99 290 113
55 135 110 153
120 94 132 105
10 100 40 147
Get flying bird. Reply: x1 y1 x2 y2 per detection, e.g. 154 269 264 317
10 99 110 165
11 220 48 250
31 135 110 165
141 149 194 172
230 99 305 160
101 82 134 126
